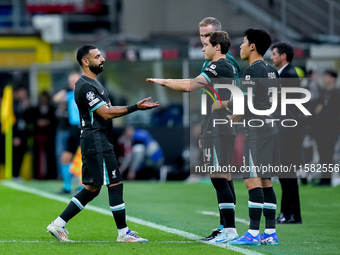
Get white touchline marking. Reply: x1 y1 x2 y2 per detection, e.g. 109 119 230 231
1 181 264 255
197 211 250 225
0 240 196 244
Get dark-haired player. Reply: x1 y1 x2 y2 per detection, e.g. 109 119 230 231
47 45 159 242
147 31 239 243
213 28 280 245
198 17 241 241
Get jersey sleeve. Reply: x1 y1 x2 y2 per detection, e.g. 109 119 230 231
200 64 216 84
200 62 234 84
78 83 106 112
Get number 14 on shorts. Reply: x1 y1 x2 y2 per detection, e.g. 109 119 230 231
204 148 212 164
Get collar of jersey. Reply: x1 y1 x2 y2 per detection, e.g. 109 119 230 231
251 60 264 66
80 75 95 83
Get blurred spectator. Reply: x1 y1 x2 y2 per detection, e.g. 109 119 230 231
32 91 57 180
301 70 321 103
313 69 340 186
12 86 31 180
118 127 164 180
53 72 82 194
300 70 321 169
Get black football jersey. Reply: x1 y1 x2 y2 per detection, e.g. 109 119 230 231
200 58 237 138
240 60 281 140
74 75 113 155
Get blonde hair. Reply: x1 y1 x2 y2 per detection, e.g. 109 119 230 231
198 17 222 31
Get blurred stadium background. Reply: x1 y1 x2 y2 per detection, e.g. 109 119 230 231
0 1 340 254
1 0 340 181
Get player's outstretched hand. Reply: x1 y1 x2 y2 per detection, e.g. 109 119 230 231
137 97 159 110
146 78 165 86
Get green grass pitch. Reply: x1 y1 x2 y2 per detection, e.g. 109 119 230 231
1 180 339 255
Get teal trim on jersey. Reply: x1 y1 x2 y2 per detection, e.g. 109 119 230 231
202 52 241 77
201 72 211 83
103 159 110 185
202 53 241 88
71 197 84 210
201 60 210 73
250 60 263 66
88 109 94 126
91 101 105 112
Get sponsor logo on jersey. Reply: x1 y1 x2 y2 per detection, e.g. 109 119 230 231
206 68 217 76
86 91 95 101
210 64 216 69
245 75 251 80
242 80 255 85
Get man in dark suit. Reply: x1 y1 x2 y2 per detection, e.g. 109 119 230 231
271 42 302 224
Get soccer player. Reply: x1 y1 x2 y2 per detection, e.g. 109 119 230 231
47 45 159 242
147 31 239 243
213 28 280 245
198 17 240 242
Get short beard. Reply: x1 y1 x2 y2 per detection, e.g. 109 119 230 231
89 65 104 75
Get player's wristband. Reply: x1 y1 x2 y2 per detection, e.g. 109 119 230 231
127 104 138 113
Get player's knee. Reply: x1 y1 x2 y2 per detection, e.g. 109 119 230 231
108 181 123 188
107 183 124 206
261 178 272 188
84 184 101 194
210 172 228 179
107 182 123 194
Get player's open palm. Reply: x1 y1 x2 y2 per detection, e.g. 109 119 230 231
137 97 159 110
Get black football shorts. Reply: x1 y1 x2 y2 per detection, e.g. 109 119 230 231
201 135 236 173
82 151 122 186
242 134 280 179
